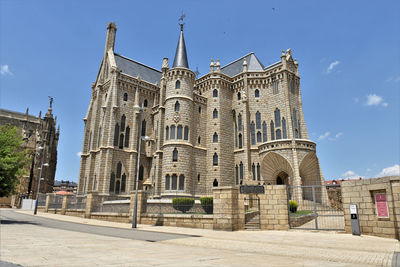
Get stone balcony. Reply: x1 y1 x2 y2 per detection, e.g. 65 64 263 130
258 139 316 155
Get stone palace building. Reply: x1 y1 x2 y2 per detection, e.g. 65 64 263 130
78 22 325 199
0 100 59 206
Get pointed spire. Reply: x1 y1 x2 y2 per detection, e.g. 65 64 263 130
172 25 189 68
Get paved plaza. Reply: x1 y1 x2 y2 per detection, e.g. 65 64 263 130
1 209 399 266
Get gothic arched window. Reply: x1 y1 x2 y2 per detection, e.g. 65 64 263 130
143 99 148 107
179 175 185 190
141 120 146 136
282 117 287 139
177 125 183 139
125 126 130 147
139 165 144 180
257 163 261 181
252 163 256 180
123 93 128 101
255 89 260 98
276 129 282 140
237 92 241 100
238 113 242 131
256 111 261 129
121 174 126 192
173 148 178 162
213 108 218 119
213 153 218 166
115 180 120 194
213 89 218 97
238 133 243 149
114 124 119 147
116 162 122 178
171 174 178 190
198 136 201 144
175 80 181 89
213 179 218 187
174 101 180 112
119 134 124 149
250 121 256 145
109 172 115 193
262 121 267 142
165 174 170 190
121 115 126 131
274 108 281 127
213 132 218 143
165 126 169 140
170 125 176 139
184 126 189 140
270 121 275 140
257 131 262 143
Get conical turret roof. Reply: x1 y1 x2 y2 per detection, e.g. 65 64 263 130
172 25 189 68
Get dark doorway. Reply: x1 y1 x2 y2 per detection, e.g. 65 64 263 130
276 176 283 185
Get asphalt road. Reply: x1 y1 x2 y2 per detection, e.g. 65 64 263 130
0 209 195 242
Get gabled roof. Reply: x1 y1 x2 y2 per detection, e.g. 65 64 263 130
114 53 162 84
221 52 265 77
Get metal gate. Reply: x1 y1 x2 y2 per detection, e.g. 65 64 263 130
287 184 344 230
244 196 260 230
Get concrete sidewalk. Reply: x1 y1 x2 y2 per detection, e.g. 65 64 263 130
1 209 399 266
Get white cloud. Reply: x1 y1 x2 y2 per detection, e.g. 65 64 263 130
76 152 82 157
341 170 363 180
318 131 330 140
329 132 343 141
376 164 400 177
327 60 340 73
0 65 13 75
366 94 388 107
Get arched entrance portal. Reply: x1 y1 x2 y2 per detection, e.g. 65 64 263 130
299 152 326 203
276 171 290 185
261 152 294 185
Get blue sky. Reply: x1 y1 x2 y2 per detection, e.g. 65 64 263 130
1 0 399 182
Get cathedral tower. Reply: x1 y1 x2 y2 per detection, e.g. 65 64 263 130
161 24 196 197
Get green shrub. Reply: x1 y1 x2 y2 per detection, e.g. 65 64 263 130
289 200 298 213
200 197 213 214
172 198 194 213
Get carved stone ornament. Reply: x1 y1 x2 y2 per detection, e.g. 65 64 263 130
173 112 180 123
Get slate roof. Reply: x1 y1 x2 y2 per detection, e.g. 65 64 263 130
221 53 265 77
114 53 162 84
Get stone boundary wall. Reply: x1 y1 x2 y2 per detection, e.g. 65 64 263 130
141 214 213 229
258 185 289 230
342 176 400 239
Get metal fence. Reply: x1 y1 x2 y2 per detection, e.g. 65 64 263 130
48 194 63 210
287 184 344 230
37 193 47 207
66 195 86 210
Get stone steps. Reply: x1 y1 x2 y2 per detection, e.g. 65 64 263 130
245 215 260 230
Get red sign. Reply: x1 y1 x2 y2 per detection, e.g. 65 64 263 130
376 193 389 218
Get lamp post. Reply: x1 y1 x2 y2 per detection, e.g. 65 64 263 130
34 144 49 215
132 103 150 228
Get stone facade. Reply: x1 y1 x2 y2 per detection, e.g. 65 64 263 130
77 22 325 201
342 176 400 239
0 101 59 206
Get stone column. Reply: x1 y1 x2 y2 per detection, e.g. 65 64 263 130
85 191 98 219
213 186 241 231
61 195 68 215
130 191 146 223
45 194 51 212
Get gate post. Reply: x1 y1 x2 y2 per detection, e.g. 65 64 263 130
213 186 241 231
312 185 318 230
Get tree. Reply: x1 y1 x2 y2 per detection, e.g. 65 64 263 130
0 125 29 197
